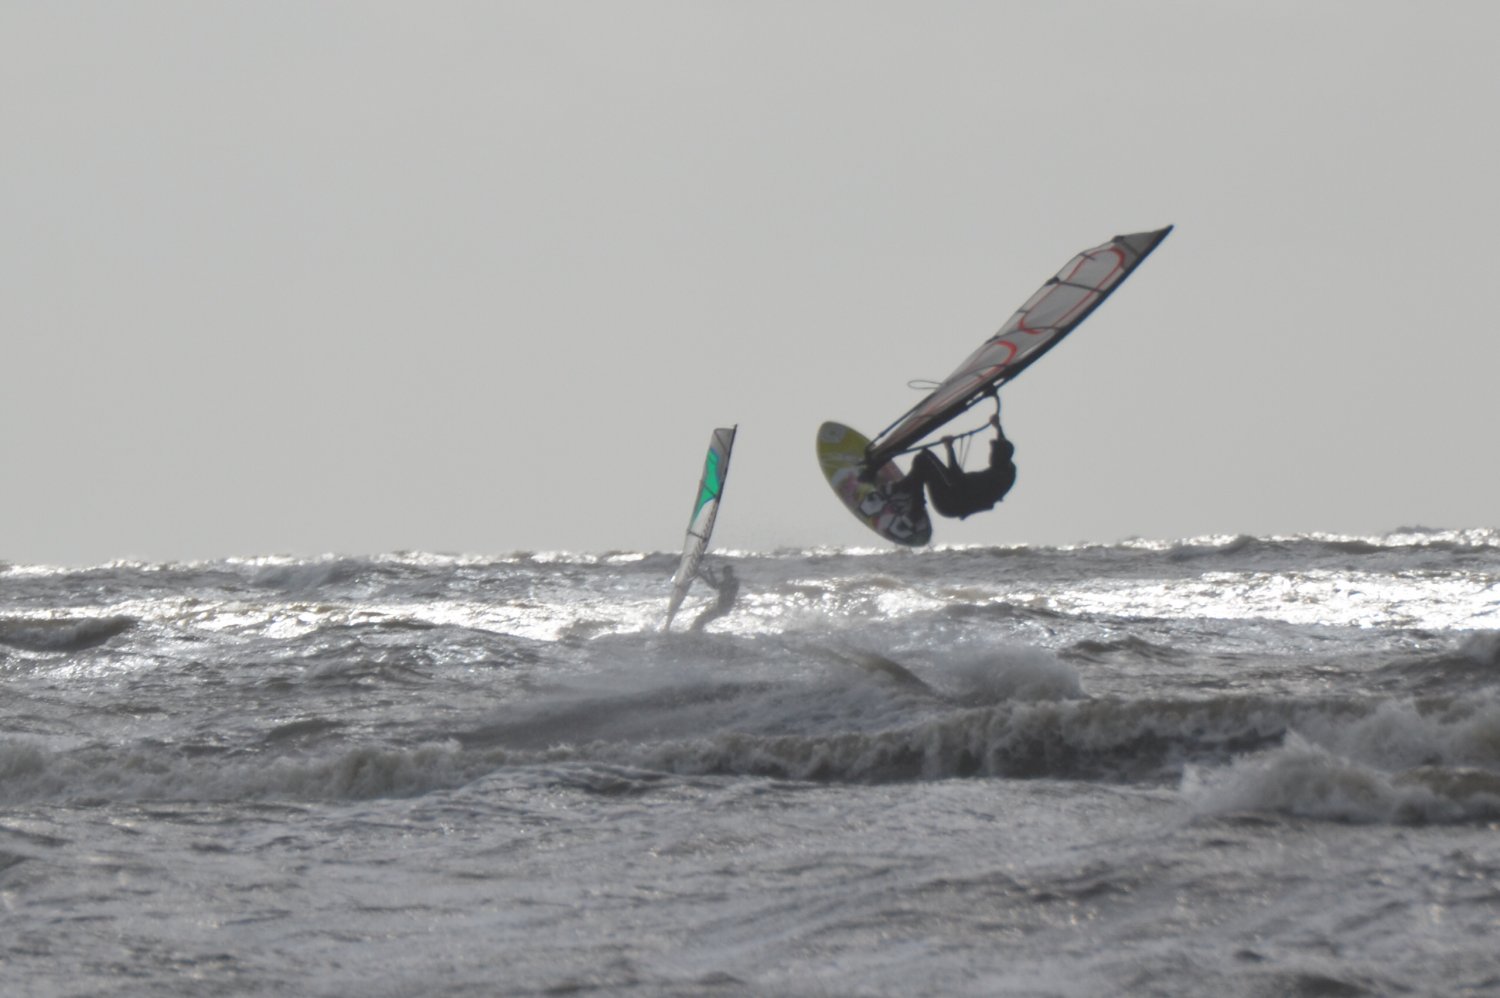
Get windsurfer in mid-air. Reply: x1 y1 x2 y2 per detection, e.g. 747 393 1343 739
691 563 739 632
886 412 1016 520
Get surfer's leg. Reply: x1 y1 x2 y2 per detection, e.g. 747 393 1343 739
690 605 725 632
906 450 943 491
942 438 961 471
912 447 972 516
887 450 938 515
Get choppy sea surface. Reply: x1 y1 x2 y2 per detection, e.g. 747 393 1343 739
3 529 1500 997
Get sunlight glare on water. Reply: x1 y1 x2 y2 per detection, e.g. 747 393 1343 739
1041 569 1500 631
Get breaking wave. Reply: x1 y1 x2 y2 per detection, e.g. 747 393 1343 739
1184 733 1500 824
0 615 136 653
7 683 1495 823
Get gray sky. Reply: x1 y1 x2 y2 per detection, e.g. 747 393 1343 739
4 1 1497 565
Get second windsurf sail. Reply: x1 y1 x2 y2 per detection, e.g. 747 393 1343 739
664 425 737 630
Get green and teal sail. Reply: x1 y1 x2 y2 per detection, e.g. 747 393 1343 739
664 426 737 630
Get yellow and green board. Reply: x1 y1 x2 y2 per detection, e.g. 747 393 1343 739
816 421 932 546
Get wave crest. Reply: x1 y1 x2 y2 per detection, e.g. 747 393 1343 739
1185 733 1500 824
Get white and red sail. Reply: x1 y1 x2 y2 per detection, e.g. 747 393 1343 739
865 226 1172 469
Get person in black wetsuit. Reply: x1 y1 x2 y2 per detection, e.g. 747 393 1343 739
888 414 1016 520
690 563 739 632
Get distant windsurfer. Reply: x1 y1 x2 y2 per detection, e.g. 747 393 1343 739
690 564 739 632
887 414 1016 520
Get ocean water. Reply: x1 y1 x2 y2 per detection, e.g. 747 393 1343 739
3 529 1500 997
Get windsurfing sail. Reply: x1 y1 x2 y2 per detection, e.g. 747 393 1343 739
864 226 1172 469
663 425 737 630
